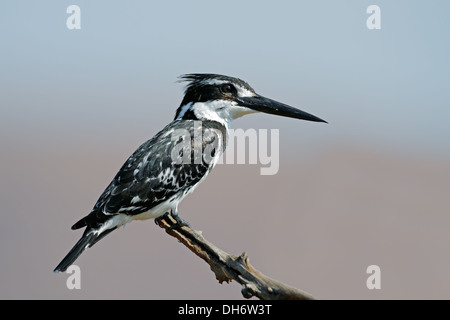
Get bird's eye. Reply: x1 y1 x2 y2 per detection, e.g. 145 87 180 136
221 83 235 94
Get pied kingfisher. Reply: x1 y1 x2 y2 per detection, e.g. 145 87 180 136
54 73 326 273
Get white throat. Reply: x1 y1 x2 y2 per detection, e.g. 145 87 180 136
177 100 257 127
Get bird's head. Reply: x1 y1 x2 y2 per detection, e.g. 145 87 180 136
175 73 327 127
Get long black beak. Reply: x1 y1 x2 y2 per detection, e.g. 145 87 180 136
235 94 327 123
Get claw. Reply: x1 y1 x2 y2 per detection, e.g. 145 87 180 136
155 210 190 229
154 212 170 225
169 209 190 229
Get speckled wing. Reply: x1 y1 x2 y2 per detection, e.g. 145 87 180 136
72 120 226 229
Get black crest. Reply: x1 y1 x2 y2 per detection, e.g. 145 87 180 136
174 73 255 119
179 73 254 94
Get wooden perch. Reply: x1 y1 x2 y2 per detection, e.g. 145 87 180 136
155 214 315 300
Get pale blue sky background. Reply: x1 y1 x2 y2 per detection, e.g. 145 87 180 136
1 0 449 157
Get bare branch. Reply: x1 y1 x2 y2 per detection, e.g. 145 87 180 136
155 214 315 300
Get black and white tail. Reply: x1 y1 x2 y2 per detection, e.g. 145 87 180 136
53 224 117 273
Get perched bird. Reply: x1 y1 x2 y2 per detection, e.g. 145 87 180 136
53 73 326 273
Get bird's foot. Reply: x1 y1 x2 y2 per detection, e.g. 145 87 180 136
154 211 190 229
169 211 191 229
154 212 170 226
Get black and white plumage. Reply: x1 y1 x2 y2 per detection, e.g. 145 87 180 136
54 73 326 273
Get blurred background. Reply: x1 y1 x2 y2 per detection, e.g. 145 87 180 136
1 0 449 299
